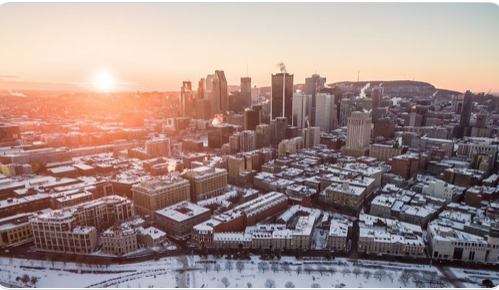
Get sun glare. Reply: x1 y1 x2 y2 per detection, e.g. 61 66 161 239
93 71 115 92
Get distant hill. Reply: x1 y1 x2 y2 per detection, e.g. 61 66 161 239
329 80 462 97
256 80 461 98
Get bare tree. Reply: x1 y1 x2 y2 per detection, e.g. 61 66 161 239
317 265 326 276
30 276 39 287
428 272 441 287
265 279 276 288
412 273 424 288
296 266 302 276
221 277 230 288
398 270 411 286
271 263 279 273
353 267 362 278
341 268 351 277
236 261 245 273
258 261 269 273
330 266 337 275
281 263 291 273
379 270 387 281
285 281 295 288
311 283 320 288
363 270 371 280
387 272 394 283
21 274 30 285
214 263 221 273
225 261 233 272
202 262 212 273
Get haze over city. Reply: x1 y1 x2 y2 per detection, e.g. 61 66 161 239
1 2 499 289
1 3 499 93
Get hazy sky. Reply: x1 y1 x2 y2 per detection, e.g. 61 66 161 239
1 3 499 92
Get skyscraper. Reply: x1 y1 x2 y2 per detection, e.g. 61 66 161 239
205 74 214 99
240 130 256 152
212 70 228 115
180 81 193 117
292 92 312 129
198 78 206 99
342 111 372 157
240 77 252 110
371 86 383 109
304 74 326 126
256 124 270 149
315 93 337 133
455 90 473 138
271 73 293 121
301 126 320 148
244 108 261 131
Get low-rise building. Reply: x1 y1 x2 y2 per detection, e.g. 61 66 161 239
427 221 499 264
182 166 228 202
328 219 350 252
319 182 366 211
358 214 425 257
102 225 138 256
30 196 132 253
136 226 167 248
155 201 211 240
132 174 191 215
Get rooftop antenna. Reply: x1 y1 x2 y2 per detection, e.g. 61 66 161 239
357 71 360 82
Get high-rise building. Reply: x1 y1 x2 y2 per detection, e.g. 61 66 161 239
240 77 252 110
291 93 312 129
146 137 171 157
251 86 260 105
198 78 206 99
212 70 228 115
240 130 256 152
315 93 337 133
339 99 354 127
256 124 270 149
228 91 241 113
271 117 288 145
455 90 474 138
460 91 473 127
371 86 383 109
205 74 214 99
244 108 261 131
271 73 294 121
180 81 193 117
304 74 326 126
342 111 372 157
196 99 211 119
301 126 320 148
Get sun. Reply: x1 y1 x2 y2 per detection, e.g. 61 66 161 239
93 71 115 92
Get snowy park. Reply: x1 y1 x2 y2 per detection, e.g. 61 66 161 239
1 255 498 288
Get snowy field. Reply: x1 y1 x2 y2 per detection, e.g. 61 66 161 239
0 255 490 288
448 267 499 288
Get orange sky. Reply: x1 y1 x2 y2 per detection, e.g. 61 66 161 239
1 3 499 93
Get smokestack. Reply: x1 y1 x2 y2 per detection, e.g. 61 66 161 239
277 62 287 74
277 62 288 118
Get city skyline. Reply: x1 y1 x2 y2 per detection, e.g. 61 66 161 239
1 3 499 93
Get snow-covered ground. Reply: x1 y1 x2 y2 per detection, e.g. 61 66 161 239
448 267 499 288
0 255 487 288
